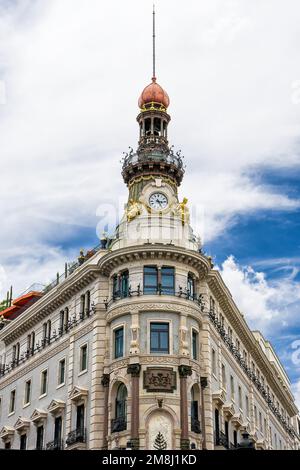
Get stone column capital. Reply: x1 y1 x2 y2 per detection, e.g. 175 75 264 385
101 374 110 387
127 363 141 377
178 364 192 378
200 376 208 389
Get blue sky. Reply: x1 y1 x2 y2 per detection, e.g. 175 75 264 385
1 0 300 403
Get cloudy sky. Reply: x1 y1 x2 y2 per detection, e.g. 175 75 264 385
1 0 300 403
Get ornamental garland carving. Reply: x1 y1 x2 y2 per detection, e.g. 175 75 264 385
106 301 202 322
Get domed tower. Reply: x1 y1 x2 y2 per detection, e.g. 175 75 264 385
101 8 212 453
111 13 199 252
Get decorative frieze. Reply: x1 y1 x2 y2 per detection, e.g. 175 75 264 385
143 367 176 393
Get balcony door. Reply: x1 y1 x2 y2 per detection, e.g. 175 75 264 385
54 416 62 444
76 404 85 432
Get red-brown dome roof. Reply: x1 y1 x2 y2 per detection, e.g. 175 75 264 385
138 77 170 109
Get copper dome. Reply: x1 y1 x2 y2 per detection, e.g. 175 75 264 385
138 77 170 109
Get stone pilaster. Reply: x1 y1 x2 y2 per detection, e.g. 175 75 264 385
101 374 110 449
127 363 141 449
199 316 214 450
89 312 107 450
178 364 192 449
200 376 208 450
65 333 75 437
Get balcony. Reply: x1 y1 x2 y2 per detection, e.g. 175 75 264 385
215 431 229 449
111 417 127 433
66 428 86 447
191 418 201 434
46 439 64 450
105 286 204 311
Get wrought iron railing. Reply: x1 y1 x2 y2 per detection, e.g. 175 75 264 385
111 417 127 433
66 428 86 446
46 439 64 450
0 305 96 379
121 145 185 172
104 285 204 311
208 308 296 439
215 430 229 449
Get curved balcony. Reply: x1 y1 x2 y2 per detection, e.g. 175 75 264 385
121 145 185 185
104 286 205 311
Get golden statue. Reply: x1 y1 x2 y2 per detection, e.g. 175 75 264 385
172 197 190 225
126 199 142 222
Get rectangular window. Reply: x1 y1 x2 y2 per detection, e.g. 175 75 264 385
222 364 226 389
160 267 175 295
120 272 129 298
40 369 48 396
24 380 31 405
54 416 62 442
114 327 124 359
144 266 158 294
211 349 216 375
210 296 215 313
238 385 242 409
192 330 198 360
236 339 240 352
9 390 16 414
150 323 169 353
20 434 27 450
246 395 249 416
58 359 66 385
254 405 257 427
230 376 235 400
259 412 263 432
187 274 195 299
80 345 88 372
36 425 44 450
76 404 85 432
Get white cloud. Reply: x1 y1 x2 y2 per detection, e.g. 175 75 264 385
1 0 300 296
218 256 300 333
292 380 300 410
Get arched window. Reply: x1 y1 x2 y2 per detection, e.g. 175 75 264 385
112 383 127 433
191 385 201 434
116 383 127 419
153 117 161 136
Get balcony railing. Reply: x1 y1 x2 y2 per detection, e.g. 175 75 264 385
104 285 204 311
111 417 127 433
191 418 201 434
209 309 297 439
46 439 64 450
215 431 229 449
0 306 96 379
66 428 86 447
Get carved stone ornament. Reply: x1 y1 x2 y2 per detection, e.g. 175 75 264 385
127 363 141 377
178 364 192 378
200 376 208 389
101 374 110 387
143 367 176 393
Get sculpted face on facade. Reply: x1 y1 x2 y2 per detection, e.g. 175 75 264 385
0 13 300 452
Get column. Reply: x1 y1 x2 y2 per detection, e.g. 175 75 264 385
101 374 110 449
178 364 192 449
200 377 208 450
127 363 141 449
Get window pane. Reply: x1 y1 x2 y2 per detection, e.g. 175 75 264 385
144 266 158 294
150 323 169 353
115 328 124 358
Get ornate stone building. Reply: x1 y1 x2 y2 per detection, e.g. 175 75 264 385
0 60 300 451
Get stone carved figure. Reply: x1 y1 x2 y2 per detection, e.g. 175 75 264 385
126 199 142 222
129 326 140 355
179 326 190 356
171 197 190 225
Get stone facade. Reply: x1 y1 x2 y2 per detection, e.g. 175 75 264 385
0 70 300 451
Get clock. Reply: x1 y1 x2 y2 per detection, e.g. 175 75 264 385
149 192 168 210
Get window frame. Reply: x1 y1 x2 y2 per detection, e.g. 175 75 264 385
150 322 170 354
9 389 16 415
57 357 66 388
191 328 199 360
114 326 124 359
143 265 158 294
23 379 32 407
39 368 48 398
79 343 88 374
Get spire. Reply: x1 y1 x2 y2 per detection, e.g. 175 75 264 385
152 4 156 81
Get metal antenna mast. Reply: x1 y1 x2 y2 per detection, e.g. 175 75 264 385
152 4 156 79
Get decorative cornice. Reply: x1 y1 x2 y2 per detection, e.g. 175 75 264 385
207 270 298 417
69 386 88 402
30 409 48 424
14 417 31 433
0 426 15 441
212 389 226 407
47 399 66 415
0 264 100 345
101 374 110 387
98 244 210 278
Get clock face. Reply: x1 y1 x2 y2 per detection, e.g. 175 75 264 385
149 192 168 210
